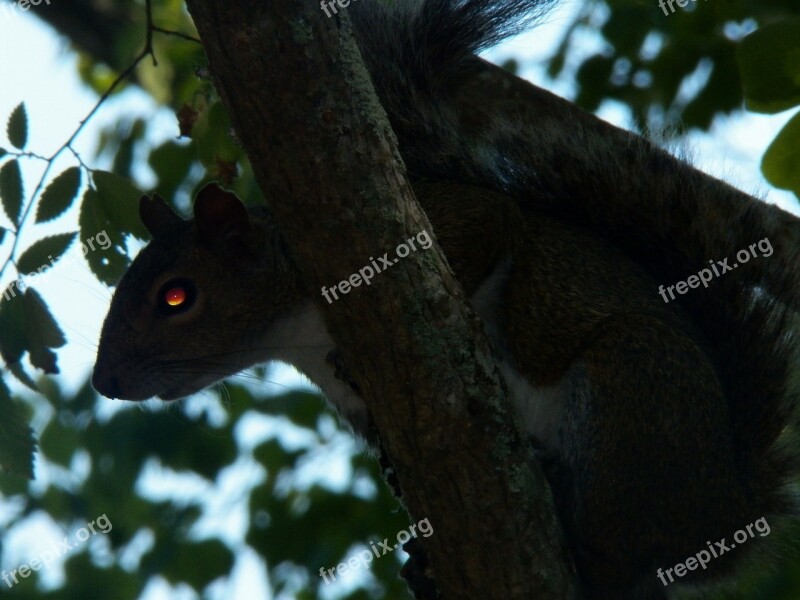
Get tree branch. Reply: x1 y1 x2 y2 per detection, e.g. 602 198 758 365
182 0 578 598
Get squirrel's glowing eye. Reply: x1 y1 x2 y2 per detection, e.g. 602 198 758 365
165 287 187 307
157 278 196 316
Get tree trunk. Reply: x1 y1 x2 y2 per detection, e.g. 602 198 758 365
182 1 579 598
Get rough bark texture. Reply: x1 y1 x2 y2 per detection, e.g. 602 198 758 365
182 1 579 598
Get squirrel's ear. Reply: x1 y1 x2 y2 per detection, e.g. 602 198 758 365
194 183 251 244
140 194 183 239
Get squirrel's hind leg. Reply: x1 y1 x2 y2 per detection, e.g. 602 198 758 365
546 313 748 599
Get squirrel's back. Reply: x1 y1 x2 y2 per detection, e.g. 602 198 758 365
351 0 800 493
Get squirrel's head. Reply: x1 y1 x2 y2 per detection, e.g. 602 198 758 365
92 183 304 401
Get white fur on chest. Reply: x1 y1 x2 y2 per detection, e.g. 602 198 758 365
470 261 564 447
261 263 565 447
259 304 366 426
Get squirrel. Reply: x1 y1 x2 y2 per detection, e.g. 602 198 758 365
92 1 800 598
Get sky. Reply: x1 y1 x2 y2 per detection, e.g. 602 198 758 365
1 1 799 599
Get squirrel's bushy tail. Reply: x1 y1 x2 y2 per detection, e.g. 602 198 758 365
352 0 800 518
351 0 556 178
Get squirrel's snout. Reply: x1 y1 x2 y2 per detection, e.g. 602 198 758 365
91 363 122 399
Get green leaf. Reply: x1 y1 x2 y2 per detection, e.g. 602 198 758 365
158 539 234 584
23 288 66 374
36 167 82 223
148 140 197 201
62 555 141 600
762 110 800 196
738 19 800 114
0 285 66 376
0 378 35 479
575 54 614 112
0 148 7 158
112 119 146 178
0 288 27 363
79 188 131 285
16 232 76 276
39 405 82 467
7 103 28 150
193 101 242 167
601 7 648 56
683 47 742 131
0 159 24 225
7 362 38 392
92 170 149 239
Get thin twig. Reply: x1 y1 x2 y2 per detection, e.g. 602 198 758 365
0 0 164 281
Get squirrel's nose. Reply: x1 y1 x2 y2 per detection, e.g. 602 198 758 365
91 365 121 399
